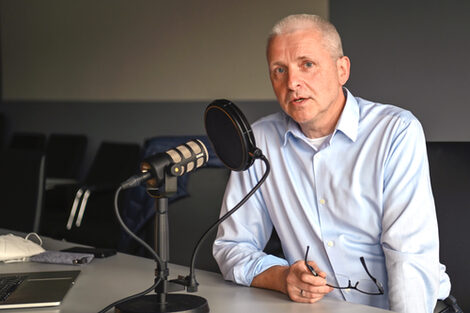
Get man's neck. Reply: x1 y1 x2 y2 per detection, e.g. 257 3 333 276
299 90 347 139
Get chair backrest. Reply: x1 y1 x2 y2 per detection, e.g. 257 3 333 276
9 132 47 152
60 141 141 249
85 141 141 187
0 149 45 233
45 133 87 179
426 141 469 311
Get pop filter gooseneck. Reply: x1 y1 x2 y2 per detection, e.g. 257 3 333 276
184 99 271 292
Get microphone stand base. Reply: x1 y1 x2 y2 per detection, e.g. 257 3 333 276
114 294 209 313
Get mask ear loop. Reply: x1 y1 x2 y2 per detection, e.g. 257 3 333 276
25 232 43 247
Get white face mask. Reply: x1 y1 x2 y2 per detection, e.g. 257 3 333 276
0 233 45 263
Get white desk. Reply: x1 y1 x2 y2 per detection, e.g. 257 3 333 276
0 233 392 313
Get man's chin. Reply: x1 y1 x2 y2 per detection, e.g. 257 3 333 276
287 111 315 125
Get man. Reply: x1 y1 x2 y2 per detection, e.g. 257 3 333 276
213 14 451 313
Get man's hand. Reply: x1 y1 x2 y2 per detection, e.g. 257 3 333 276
286 260 333 303
251 260 333 303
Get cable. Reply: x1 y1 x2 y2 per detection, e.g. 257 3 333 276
186 153 271 290
113 185 163 268
97 277 161 313
96 186 164 313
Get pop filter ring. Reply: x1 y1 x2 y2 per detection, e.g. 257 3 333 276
204 99 257 171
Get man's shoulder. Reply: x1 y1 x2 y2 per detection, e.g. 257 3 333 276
252 111 286 132
355 96 418 125
249 111 289 146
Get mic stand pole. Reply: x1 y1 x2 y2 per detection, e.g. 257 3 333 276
152 187 185 299
115 173 209 313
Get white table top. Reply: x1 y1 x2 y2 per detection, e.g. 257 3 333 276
0 231 392 313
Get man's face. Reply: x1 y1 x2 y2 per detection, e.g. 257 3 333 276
267 29 350 136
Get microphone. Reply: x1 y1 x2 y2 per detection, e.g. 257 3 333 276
121 139 209 189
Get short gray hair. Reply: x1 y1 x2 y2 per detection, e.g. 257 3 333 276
267 14 344 59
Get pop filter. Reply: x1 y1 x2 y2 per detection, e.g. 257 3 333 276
204 99 257 171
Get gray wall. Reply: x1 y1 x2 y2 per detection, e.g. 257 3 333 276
330 0 470 141
0 0 327 101
0 0 327 174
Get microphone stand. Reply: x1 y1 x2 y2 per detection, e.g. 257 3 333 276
115 172 209 313
113 149 269 312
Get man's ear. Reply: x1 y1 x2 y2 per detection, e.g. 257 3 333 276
337 56 351 86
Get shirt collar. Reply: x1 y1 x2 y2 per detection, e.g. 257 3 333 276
334 88 359 142
282 88 359 146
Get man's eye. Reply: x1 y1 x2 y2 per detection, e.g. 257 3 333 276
275 67 285 74
304 62 313 68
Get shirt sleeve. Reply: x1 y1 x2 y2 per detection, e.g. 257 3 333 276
212 167 289 286
381 116 441 313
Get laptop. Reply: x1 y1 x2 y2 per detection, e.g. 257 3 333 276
0 270 80 309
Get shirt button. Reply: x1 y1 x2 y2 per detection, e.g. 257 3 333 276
327 241 334 247
319 199 326 205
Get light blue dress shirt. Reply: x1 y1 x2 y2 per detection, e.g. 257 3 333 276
213 89 451 313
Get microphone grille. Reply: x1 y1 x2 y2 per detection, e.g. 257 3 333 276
168 139 209 176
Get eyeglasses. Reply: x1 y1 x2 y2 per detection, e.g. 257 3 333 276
304 246 384 295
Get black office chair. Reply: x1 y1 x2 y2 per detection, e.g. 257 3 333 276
427 142 468 312
62 141 141 249
45 133 87 180
0 149 45 233
9 132 47 152
41 134 88 239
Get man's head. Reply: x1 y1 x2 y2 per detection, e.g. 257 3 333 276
266 14 350 138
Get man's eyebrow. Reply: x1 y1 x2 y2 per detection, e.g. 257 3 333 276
269 61 285 67
297 56 313 61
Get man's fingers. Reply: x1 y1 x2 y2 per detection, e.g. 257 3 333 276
303 284 334 295
296 279 333 295
290 288 324 303
300 271 328 286
305 261 327 279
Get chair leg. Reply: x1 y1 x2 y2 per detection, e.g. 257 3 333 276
75 188 91 227
66 187 84 230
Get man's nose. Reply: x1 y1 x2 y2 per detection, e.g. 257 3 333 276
287 69 301 90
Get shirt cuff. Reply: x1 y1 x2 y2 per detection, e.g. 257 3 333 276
244 254 289 286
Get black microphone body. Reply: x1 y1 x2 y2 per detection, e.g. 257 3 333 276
121 139 209 189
